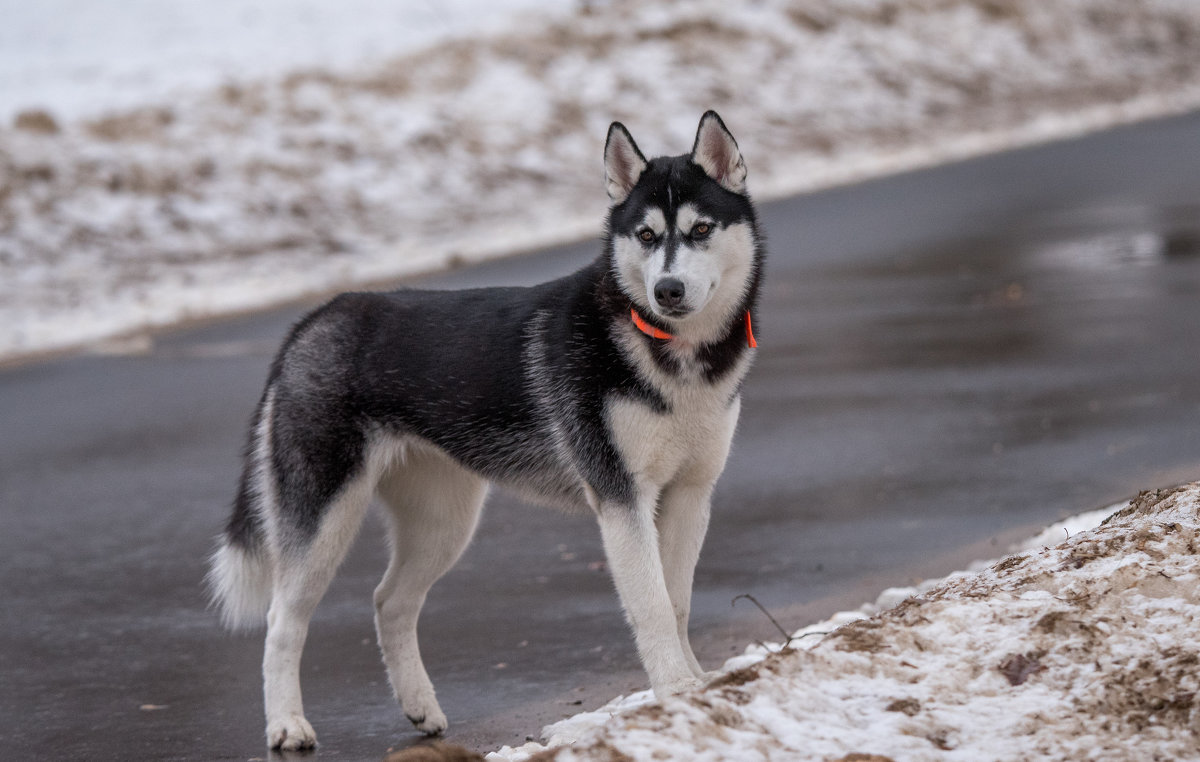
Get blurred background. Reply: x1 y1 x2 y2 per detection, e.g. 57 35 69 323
3 1 1200 760
2 0 1198 362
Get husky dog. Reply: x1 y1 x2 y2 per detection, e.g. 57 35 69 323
208 111 764 750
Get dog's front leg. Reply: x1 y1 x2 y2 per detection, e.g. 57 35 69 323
597 501 701 696
656 482 714 679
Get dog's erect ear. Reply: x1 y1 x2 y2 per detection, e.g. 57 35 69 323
604 122 647 204
691 111 747 193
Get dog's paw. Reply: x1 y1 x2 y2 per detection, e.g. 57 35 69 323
267 714 317 750
405 706 448 736
401 685 448 736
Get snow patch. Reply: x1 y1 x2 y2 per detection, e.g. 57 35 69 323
488 485 1200 760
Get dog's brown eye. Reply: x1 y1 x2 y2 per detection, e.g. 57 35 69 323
638 229 654 243
693 223 711 237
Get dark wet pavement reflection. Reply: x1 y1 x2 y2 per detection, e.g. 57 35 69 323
3 111 1200 760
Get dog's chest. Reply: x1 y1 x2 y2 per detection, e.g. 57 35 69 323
605 381 741 491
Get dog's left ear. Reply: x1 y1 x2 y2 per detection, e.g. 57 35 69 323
604 122 647 204
691 111 747 194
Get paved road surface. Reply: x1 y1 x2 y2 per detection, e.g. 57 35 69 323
3 110 1200 760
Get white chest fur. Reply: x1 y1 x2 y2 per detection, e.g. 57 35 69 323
602 314 754 498
606 389 741 494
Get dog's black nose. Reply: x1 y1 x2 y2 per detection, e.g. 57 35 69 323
654 278 686 310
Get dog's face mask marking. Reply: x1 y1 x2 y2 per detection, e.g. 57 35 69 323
605 113 756 335
617 203 724 320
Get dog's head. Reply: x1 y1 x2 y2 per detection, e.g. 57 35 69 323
604 111 761 343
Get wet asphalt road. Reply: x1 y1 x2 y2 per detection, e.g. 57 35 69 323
3 110 1200 760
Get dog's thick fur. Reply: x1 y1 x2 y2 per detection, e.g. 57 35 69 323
208 111 765 750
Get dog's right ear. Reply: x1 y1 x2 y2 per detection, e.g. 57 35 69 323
604 122 647 204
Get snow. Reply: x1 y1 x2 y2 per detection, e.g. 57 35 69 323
485 485 1200 761
0 0 571 123
4 0 1200 362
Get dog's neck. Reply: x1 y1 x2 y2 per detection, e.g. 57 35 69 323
630 307 756 348
592 262 759 384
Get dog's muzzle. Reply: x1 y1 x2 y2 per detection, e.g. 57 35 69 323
653 277 687 314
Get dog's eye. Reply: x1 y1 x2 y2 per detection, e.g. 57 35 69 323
638 229 655 243
692 223 712 238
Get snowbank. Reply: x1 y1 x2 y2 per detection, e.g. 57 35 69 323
483 485 1200 761
4 0 1200 361
0 0 571 124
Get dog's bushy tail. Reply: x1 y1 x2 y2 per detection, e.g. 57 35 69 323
207 394 276 630
207 480 273 630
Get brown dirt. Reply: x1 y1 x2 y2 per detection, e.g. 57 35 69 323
383 741 486 762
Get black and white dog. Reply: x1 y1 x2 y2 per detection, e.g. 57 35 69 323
209 111 764 750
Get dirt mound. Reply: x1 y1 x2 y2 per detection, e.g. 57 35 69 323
504 484 1200 760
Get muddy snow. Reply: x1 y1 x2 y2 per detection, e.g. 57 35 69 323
4 0 1200 361
477 484 1200 761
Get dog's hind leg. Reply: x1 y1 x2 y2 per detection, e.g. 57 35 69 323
262 470 376 751
656 482 714 679
373 448 487 736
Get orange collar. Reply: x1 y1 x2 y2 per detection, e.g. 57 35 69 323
630 308 757 348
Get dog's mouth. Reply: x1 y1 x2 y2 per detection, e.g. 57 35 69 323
654 306 692 319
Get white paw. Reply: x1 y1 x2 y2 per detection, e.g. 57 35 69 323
405 706 448 736
402 694 448 736
267 714 317 750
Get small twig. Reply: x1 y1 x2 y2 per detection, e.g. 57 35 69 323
732 593 795 649
792 629 831 641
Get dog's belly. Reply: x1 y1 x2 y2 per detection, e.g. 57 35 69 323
384 427 592 513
